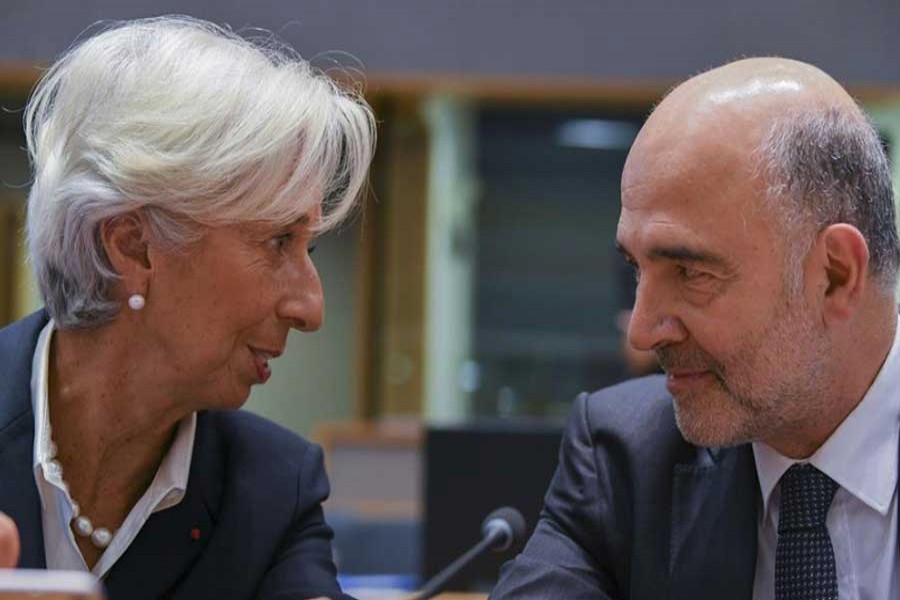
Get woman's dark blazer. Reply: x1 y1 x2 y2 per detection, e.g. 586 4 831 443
0 311 353 600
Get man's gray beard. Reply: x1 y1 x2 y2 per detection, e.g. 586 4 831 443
662 298 831 448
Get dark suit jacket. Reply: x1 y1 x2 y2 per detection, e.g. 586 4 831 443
490 376 762 599
0 311 353 600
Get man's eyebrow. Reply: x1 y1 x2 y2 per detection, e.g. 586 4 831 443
649 245 728 267
615 240 728 268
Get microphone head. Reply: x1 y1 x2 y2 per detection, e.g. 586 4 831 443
481 506 527 552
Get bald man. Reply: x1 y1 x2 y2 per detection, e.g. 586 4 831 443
491 58 900 600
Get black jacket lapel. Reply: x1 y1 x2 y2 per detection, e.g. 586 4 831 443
103 412 223 600
0 411 46 568
0 311 50 568
669 445 758 599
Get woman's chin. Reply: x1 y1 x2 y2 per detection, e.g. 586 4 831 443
201 382 254 412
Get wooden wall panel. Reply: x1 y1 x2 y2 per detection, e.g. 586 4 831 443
374 100 430 416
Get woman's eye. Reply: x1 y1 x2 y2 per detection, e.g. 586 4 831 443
308 244 317 256
271 233 293 252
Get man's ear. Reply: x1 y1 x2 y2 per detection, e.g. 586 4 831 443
817 223 869 322
100 212 151 288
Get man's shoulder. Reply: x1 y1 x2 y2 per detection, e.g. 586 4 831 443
586 374 671 409
583 375 677 436
572 374 695 464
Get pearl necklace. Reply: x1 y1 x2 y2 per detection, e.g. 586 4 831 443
44 434 115 550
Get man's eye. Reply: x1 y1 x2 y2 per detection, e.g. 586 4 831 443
679 265 711 282
625 261 640 283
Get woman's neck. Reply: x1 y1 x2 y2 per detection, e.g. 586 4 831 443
47 322 190 517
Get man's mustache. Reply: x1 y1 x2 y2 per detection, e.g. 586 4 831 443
656 345 724 375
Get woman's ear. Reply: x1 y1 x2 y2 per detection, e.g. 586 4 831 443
817 223 869 323
100 212 152 284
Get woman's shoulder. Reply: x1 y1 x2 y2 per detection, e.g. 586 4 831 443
190 409 329 522
196 409 321 474
0 311 50 426
201 408 316 449
0 310 48 355
180 410 337 597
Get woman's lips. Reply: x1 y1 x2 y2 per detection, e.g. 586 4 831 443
255 360 271 383
250 348 277 383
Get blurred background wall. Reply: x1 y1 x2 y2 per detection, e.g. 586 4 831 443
4 1 900 83
2 1 899 591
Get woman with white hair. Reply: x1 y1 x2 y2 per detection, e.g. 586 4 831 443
0 15 374 600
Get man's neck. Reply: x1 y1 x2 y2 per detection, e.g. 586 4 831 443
765 304 898 459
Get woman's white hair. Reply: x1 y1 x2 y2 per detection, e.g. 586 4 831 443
25 15 376 328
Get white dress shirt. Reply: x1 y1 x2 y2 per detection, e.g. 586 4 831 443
752 323 900 600
31 319 197 577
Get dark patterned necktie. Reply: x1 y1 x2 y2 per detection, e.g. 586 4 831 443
774 463 839 600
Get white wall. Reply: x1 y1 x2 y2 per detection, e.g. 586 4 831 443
422 96 478 423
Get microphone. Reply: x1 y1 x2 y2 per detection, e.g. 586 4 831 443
410 507 526 600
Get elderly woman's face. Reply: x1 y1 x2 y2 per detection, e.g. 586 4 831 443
143 210 323 409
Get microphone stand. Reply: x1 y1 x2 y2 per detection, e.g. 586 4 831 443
407 529 501 600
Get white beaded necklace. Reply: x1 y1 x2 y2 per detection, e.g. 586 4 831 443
44 430 115 550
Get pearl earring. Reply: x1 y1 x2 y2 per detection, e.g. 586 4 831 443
127 294 146 311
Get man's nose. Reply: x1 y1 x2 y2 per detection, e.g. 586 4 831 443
277 260 325 333
627 278 687 352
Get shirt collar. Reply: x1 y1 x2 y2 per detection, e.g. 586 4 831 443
152 411 196 512
31 318 55 474
30 318 196 512
753 320 900 520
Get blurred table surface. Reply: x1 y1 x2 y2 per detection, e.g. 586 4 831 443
342 589 487 600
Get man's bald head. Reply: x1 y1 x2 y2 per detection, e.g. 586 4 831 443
618 58 899 454
663 58 857 114
624 57 899 292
